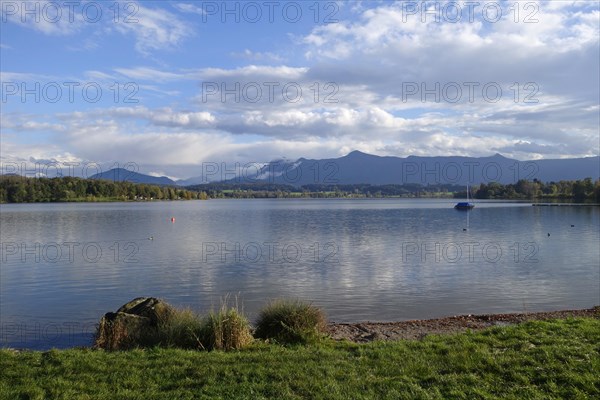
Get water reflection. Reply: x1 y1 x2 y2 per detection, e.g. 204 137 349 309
1 199 598 348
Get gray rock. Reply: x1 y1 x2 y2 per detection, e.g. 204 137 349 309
94 297 173 350
116 297 173 325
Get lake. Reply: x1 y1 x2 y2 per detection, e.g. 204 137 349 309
1 199 598 349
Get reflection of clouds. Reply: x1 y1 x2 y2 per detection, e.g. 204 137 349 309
2 201 598 327
160 201 599 321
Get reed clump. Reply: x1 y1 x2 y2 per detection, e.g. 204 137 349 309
254 299 327 344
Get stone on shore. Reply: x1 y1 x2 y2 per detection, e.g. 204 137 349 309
94 297 174 350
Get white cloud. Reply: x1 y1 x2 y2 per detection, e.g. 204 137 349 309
113 3 193 55
231 49 284 63
200 65 309 80
1 1 193 54
1 0 86 35
301 1 599 87
172 3 206 15
113 67 188 82
2 1 598 177
60 106 216 129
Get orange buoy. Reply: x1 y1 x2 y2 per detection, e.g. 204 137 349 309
171 217 175 223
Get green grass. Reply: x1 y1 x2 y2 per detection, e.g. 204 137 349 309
2 318 599 399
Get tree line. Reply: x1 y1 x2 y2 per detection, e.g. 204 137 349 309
2 176 598 203
472 178 599 202
193 180 600 201
187 182 461 199
0 176 208 203
192 183 473 199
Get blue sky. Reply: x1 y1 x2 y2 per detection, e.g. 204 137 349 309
1 1 599 179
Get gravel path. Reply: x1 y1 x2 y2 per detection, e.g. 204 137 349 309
327 306 600 342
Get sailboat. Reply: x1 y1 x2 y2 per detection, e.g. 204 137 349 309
454 184 475 210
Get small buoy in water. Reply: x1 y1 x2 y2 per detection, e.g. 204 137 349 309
171 217 175 223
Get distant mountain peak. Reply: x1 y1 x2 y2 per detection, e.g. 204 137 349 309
90 168 176 186
250 152 598 187
345 150 372 158
174 151 599 187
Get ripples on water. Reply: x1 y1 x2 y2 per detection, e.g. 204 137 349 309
1 199 598 348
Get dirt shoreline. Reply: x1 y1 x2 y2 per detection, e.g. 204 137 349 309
327 306 600 342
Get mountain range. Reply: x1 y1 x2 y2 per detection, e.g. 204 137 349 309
183 151 600 187
87 152 599 187
89 168 177 186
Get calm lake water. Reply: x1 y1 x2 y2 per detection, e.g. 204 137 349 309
1 199 599 349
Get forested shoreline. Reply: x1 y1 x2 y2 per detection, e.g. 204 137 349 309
0 176 207 203
1 175 598 203
193 179 599 201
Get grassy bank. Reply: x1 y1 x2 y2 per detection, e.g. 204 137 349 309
2 318 598 399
